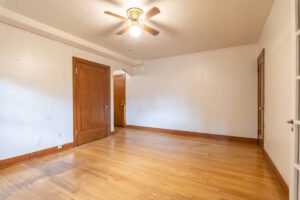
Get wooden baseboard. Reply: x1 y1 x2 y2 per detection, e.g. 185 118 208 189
0 142 73 170
125 125 258 143
263 148 289 198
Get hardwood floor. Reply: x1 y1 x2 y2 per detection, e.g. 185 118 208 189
0 128 286 200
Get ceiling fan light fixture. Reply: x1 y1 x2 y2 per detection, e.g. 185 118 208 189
129 25 142 37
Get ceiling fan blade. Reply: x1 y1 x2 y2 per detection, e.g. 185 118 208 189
142 24 160 36
116 25 130 35
99 0 122 6
104 11 127 20
145 7 160 20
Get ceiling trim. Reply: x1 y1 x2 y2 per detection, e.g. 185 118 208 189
0 7 143 66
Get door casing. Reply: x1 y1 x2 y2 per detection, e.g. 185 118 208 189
257 49 265 148
291 0 299 198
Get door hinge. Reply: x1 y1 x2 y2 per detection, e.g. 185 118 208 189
75 68 78 74
76 129 78 135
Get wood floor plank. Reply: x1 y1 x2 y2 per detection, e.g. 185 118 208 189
0 128 287 200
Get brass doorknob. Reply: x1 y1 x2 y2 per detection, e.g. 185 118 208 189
287 119 294 125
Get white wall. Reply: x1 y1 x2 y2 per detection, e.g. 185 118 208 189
0 22 131 160
258 0 292 185
127 44 259 139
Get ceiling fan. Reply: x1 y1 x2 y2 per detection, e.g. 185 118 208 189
104 7 160 37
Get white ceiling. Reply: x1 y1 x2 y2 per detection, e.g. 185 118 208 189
0 0 274 61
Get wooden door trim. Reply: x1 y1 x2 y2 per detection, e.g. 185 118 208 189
113 74 126 127
113 74 126 77
257 49 265 148
72 57 111 147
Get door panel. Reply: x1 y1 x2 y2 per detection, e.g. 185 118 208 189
114 74 126 127
73 57 110 146
257 49 265 148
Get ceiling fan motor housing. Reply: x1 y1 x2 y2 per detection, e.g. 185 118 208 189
127 7 143 24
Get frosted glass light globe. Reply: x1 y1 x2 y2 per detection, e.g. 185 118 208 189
130 25 142 37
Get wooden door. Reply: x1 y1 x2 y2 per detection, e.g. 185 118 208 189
257 49 265 148
73 57 110 146
114 74 126 127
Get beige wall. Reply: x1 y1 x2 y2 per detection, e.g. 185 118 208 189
258 0 292 184
127 44 259 138
0 22 131 160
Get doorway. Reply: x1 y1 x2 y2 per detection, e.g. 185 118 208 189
73 57 110 146
257 49 265 148
114 74 126 127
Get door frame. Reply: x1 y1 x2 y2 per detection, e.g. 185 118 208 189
257 49 265 148
113 74 126 127
72 57 111 146
291 0 299 198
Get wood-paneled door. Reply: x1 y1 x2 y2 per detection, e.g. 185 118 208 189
73 57 110 146
114 74 126 127
257 49 265 148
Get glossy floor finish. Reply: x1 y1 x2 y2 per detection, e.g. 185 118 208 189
0 128 286 200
